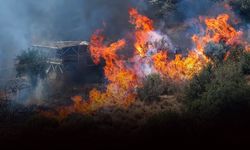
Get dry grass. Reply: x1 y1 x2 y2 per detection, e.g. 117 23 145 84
92 94 183 131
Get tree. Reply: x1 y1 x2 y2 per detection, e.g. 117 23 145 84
147 0 179 17
16 49 48 86
230 0 250 21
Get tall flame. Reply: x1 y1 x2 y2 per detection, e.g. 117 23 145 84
42 9 250 119
129 8 154 57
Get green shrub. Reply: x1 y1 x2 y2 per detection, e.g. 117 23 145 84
184 64 213 103
137 74 175 102
147 0 179 17
204 42 229 63
226 45 244 62
230 0 250 21
241 52 250 74
186 61 250 118
16 49 48 86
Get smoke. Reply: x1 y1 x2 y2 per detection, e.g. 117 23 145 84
155 0 233 51
0 0 146 85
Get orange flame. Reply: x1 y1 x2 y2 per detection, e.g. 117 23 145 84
42 9 250 119
152 51 207 81
129 8 154 57
192 14 243 60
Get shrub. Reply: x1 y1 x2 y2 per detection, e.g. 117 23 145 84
226 44 244 62
204 42 229 63
230 0 250 21
16 49 48 86
241 52 250 74
147 0 179 17
137 74 175 102
184 64 213 103
186 61 250 118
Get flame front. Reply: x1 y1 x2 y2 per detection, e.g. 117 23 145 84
42 8 250 119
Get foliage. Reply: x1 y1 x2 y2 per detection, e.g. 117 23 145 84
184 64 213 103
186 60 250 118
205 42 245 63
241 52 250 74
16 49 48 85
230 0 250 21
226 44 245 62
204 42 229 62
137 74 175 102
147 0 179 17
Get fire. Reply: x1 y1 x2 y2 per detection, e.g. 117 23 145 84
89 30 139 107
42 9 250 119
129 8 154 57
192 14 243 60
152 51 206 81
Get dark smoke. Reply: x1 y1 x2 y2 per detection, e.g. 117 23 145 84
156 0 232 51
0 0 146 85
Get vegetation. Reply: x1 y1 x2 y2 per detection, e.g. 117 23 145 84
204 42 229 62
185 46 250 119
147 0 179 17
16 49 48 86
230 0 250 21
189 62 250 117
137 73 177 102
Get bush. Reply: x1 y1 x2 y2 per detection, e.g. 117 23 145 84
16 49 48 86
186 61 250 118
204 42 229 62
137 74 176 102
184 64 213 103
241 52 250 74
230 0 250 21
147 0 179 17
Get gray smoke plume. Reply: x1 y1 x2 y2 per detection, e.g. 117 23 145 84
156 0 233 51
0 0 146 86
